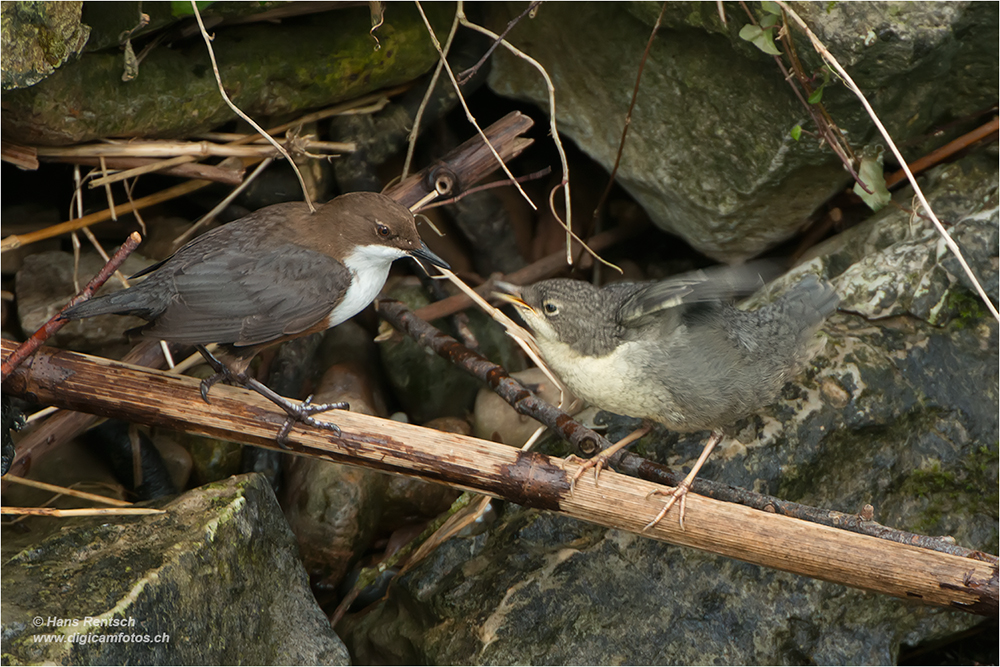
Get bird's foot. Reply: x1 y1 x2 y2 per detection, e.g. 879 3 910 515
198 371 229 403
643 483 691 531
569 454 610 493
273 394 348 448
195 345 241 404
640 430 723 531
191 346 348 446
568 423 652 493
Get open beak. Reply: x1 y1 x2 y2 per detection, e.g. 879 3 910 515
410 242 451 271
493 281 528 309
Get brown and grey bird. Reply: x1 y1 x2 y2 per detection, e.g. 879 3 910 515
496 268 838 528
61 191 449 442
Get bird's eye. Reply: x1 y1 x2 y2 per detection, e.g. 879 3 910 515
543 301 559 315
376 223 391 237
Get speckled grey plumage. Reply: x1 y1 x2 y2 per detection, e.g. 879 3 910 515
504 270 838 432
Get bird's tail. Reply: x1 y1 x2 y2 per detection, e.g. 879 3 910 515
774 274 839 337
61 283 165 321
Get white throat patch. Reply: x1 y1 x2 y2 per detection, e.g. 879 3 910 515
326 243 408 328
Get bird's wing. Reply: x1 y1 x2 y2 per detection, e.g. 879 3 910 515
618 263 778 326
144 242 349 346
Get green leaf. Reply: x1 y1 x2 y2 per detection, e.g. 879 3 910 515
761 1 782 14
760 13 779 29
172 1 214 17
738 24 782 55
853 146 891 211
807 87 824 104
790 125 802 141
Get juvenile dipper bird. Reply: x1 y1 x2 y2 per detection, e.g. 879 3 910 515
496 268 838 528
62 191 449 442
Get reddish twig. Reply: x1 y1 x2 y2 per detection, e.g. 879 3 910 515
456 1 542 85
737 2 868 192
376 299 609 456
1 232 142 381
885 116 998 188
591 1 667 232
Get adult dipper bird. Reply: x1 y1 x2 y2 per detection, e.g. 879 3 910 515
62 191 449 441
496 269 838 528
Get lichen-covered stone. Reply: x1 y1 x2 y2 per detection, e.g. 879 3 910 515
1 474 348 665
1 1 91 90
2 3 452 144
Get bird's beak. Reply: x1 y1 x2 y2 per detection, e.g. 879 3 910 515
410 242 451 271
493 281 528 309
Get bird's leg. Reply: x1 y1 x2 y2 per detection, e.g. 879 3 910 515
194 345 236 403
194 345 348 448
569 422 652 492
643 430 722 531
240 378 347 447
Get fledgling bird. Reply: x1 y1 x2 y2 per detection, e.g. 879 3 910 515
496 268 838 528
61 191 449 442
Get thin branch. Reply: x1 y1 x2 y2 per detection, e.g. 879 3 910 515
38 141 279 159
0 507 165 517
80 93 392 188
591 2 667 231
884 116 998 188
411 223 638 322
1 232 142 381
455 5 619 274
413 1 536 211
3 475 133 507
46 155 245 186
377 297 605 453
98 156 117 220
1 179 210 252
738 1 865 190
189 0 316 212
401 5 460 180
456 1 541 84
777 1 999 322
420 167 552 209
436 266 572 410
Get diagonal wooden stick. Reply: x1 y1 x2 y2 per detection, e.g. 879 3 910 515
2 337 995 616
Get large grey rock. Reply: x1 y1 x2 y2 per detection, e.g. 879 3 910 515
485 2 998 262
1 474 348 665
337 153 998 663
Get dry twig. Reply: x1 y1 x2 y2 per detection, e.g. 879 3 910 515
1 507 165 517
189 0 316 212
413 1 535 212
591 2 667 231
455 5 619 274
400 5 461 180
3 475 133 507
777 1 999 322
